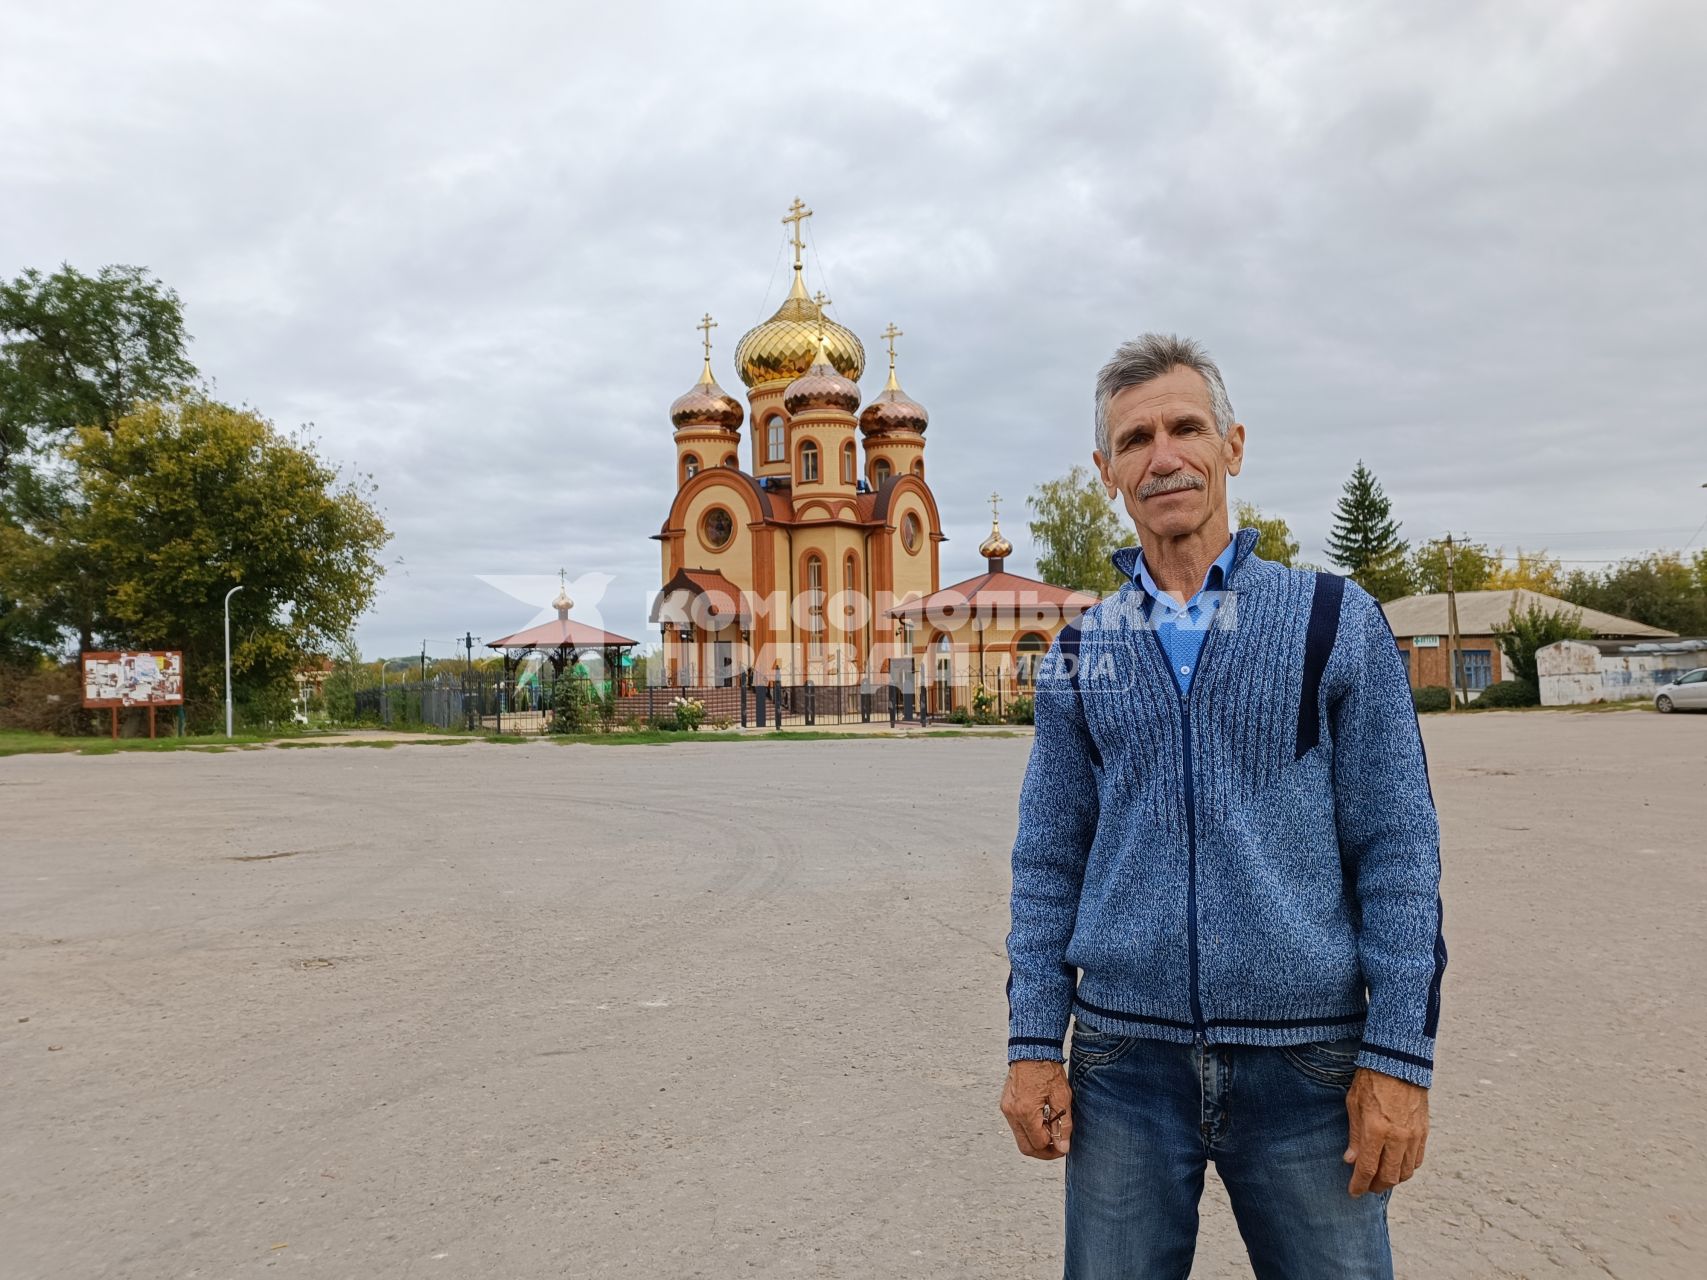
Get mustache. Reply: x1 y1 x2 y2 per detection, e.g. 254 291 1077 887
1137 472 1206 500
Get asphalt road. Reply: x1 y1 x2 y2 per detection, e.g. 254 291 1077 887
3 712 1703 1278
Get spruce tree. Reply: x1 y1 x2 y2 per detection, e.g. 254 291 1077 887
1325 461 1412 600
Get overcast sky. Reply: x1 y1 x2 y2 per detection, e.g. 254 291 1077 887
5 1 1704 659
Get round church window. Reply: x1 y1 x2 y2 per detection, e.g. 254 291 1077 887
702 507 734 550
901 512 922 554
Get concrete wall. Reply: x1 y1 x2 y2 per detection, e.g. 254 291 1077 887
1537 640 1701 705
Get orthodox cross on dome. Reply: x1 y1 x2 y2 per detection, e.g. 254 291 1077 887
552 567 574 619
812 289 831 312
881 322 904 371
989 491 1002 527
782 197 813 270
697 313 717 360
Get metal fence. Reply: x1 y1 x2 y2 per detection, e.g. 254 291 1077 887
351 670 1033 734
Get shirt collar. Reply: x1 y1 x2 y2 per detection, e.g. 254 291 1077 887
1132 536 1238 612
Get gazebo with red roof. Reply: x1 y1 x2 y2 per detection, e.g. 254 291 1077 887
487 578 641 698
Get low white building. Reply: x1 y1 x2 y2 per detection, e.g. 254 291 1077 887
1537 637 1707 705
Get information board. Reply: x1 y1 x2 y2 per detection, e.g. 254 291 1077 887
81 651 185 708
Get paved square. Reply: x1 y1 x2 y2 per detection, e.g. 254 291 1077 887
3 713 1703 1278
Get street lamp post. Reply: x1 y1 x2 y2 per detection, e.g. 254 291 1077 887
224 585 244 738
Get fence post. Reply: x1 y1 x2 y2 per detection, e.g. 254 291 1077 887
740 678 749 728
755 679 766 728
771 678 783 731
889 679 897 728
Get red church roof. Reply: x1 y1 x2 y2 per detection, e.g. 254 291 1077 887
886 570 1100 622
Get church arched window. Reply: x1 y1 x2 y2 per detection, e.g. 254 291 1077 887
1015 632 1049 688
767 414 785 462
912 459 924 477
805 555 825 660
682 453 700 483
841 441 856 484
723 453 737 468
873 458 892 486
800 440 820 484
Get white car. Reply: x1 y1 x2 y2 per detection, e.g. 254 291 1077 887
1654 668 1707 713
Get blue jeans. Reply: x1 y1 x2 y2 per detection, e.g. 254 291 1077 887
1065 1027 1392 1279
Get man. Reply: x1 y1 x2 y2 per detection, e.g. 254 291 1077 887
1000 335 1444 1279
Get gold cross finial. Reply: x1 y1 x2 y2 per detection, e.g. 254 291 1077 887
812 289 831 311
881 322 903 370
782 197 813 270
697 312 717 360
989 491 1001 524
559 567 568 590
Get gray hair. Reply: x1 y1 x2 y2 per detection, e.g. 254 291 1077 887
1094 333 1235 455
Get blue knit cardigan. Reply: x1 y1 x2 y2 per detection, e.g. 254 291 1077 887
1006 528 1446 1087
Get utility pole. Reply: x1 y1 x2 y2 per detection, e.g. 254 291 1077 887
1444 533 1463 710
420 641 427 685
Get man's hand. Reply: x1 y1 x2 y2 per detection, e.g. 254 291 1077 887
1344 1067 1429 1196
1001 1060 1073 1160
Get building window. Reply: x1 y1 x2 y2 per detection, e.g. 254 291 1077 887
723 453 737 467
873 458 892 486
701 507 734 550
800 440 819 483
1456 649 1493 692
900 511 922 554
841 441 856 484
767 415 785 462
682 453 700 481
806 555 825 659
1015 632 1048 687
935 634 953 711
912 459 924 477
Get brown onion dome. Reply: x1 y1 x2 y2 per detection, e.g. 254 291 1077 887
670 359 744 431
858 365 929 436
782 336 861 415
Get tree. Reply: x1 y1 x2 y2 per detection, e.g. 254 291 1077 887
1409 537 1495 595
1233 500 1300 567
1325 461 1411 600
1026 465 1125 595
1485 548 1563 594
0 265 195 482
1560 551 1707 636
0 396 391 728
1492 601 1592 689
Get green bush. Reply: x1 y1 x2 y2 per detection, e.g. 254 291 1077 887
946 706 973 725
1006 695 1035 725
1413 685 1452 713
1475 678 1539 707
548 677 594 734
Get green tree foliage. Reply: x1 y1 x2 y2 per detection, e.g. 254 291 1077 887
0 264 195 482
1491 601 1592 688
0 396 390 728
1026 465 1125 595
1325 461 1412 601
1409 536 1495 595
1560 551 1707 636
1233 500 1300 567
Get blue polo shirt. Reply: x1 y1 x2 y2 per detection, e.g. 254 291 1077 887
1131 537 1238 694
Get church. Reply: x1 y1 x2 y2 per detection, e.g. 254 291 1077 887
651 201 1096 711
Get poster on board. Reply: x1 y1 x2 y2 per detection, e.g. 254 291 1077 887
81 651 185 707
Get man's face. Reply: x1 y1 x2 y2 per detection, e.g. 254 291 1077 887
1092 366 1245 543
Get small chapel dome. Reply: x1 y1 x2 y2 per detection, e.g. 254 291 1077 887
670 359 744 431
783 336 862 415
978 523 1013 561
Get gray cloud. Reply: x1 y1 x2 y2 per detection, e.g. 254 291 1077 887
4 0 1703 659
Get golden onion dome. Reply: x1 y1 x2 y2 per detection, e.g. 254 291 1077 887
859 364 929 436
783 335 862 415
979 520 1013 561
670 359 744 431
735 270 865 388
